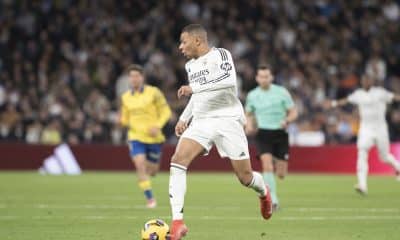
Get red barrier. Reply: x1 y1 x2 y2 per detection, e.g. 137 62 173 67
0 143 399 174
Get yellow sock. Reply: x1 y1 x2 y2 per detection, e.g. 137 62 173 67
138 180 153 200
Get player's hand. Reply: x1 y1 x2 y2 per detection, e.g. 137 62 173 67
322 100 333 110
244 124 257 136
148 126 160 137
281 119 289 129
175 120 188 137
177 85 193 99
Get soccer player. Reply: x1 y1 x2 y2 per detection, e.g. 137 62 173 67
327 75 400 194
168 24 273 240
119 64 172 208
245 65 298 211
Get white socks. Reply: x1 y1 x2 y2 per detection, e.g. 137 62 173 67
357 149 369 191
169 163 187 220
247 171 267 197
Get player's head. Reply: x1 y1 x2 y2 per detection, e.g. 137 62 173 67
179 24 208 59
256 64 274 88
361 74 375 90
126 64 144 90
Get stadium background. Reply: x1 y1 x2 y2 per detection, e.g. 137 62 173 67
1 1 400 240
1 0 400 147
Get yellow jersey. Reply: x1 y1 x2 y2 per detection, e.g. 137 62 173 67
120 85 172 143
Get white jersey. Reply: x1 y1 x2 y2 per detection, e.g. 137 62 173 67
347 86 394 129
179 47 245 123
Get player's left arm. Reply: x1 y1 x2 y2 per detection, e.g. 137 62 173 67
177 82 235 98
244 93 257 135
381 88 400 103
119 98 129 127
281 89 298 128
282 107 298 128
392 94 400 102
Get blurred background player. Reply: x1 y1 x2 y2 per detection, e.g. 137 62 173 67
169 24 273 240
245 65 298 210
119 64 172 208
326 75 400 195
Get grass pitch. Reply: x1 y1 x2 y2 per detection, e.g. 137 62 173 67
0 172 399 240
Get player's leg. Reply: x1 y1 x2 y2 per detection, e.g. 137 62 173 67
129 141 156 207
230 158 272 220
254 130 275 199
355 132 373 194
145 161 160 177
271 132 290 209
169 136 208 240
274 130 290 180
275 160 288 179
145 143 162 177
376 130 400 176
216 119 272 219
259 153 278 207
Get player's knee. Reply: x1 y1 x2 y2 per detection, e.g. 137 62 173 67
236 170 253 186
147 168 158 177
276 172 285 179
171 152 187 165
380 155 390 163
262 164 274 172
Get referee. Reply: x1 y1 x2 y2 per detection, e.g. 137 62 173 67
245 64 298 211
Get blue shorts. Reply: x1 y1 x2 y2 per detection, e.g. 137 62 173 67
128 141 162 164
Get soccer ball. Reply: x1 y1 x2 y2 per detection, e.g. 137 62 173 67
141 219 170 240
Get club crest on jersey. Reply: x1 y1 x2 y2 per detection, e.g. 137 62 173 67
220 62 232 72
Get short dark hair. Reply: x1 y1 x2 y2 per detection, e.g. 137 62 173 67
182 24 208 42
182 24 207 34
257 64 272 71
126 64 144 74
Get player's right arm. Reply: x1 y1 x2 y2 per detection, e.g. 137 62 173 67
244 92 257 136
119 96 129 127
175 97 194 136
326 98 349 108
324 90 360 109
245 112 257 136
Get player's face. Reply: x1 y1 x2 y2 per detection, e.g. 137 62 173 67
256 69 273 88
179 32 197 59
129 70 144 89
361 76 374 89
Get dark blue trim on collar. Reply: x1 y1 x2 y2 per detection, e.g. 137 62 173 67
131 85 145 94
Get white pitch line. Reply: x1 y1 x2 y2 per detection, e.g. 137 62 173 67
294 207 400 213
1 215 400 221
2 204 400 213
15 204 240 211
281 216 400 221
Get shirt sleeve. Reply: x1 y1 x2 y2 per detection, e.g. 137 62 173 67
119 97 129 127
179 97 194 122
245 93 255 113
154 88 172 128
347 90 360 104
191 49 236 94
381 88 394 103
282 88 295 109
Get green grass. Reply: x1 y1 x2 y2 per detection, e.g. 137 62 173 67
0 172 399 240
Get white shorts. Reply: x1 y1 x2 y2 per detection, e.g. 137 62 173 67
357 127 390 153
180 117 250 160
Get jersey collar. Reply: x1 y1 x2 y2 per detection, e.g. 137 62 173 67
131 85 145 94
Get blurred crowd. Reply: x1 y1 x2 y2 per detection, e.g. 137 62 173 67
1 0 400 146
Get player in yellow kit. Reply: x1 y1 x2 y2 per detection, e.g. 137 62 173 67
120 64 172 208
